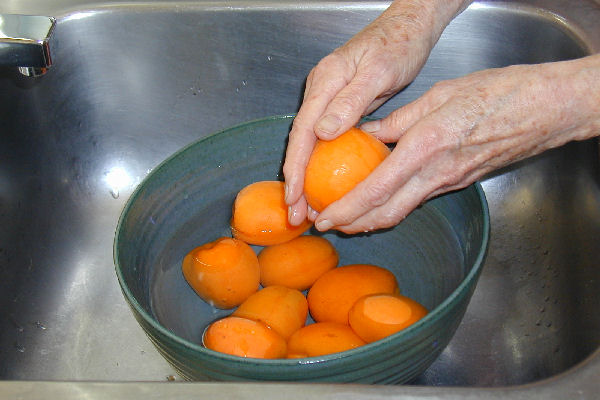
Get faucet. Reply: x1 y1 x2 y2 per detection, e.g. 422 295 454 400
0 14 55 77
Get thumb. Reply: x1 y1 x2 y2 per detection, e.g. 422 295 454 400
360 92 444 142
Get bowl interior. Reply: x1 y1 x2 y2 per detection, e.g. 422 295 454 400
115 115 488 368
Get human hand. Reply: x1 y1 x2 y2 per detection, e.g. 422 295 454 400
283 0 471 225
313 54 600 233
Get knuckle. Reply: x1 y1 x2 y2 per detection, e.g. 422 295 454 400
379 208 406 228
359 182 392 209
437 168 464 188
290 115 308 134
313 53 345 78
330 92 365 118
430 80 452 93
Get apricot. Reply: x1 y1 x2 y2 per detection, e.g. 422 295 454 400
182 237 259 309
258 235 339 291
233 285 308 339
349 294 428 343
286 322 366 358
304 127 390 212
203 316 287 359
307 264 399 324
231 180 312 246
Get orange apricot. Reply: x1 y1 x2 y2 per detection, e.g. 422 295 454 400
349 294 428 343
304 127 390 212
182 237 259 309
231 180 312 246
307 264 399 324
286 322 366 358
233 285 308 339
258 235 339 291
203 316 287 359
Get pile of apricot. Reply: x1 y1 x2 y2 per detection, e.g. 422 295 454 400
182 127 428 359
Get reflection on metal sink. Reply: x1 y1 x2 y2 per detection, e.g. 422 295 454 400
0 0 599 398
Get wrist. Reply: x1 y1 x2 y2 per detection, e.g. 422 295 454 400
386 0 473 46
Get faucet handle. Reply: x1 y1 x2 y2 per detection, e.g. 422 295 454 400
0 14 56 76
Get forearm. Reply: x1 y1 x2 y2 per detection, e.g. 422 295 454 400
544 53 600 145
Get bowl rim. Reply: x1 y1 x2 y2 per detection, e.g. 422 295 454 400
113 114 490 367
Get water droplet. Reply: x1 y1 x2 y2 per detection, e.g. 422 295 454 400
35 321 46 330
241 80 247 86
235 87 240 93
110 189 119 199
546 321 553 327
267 55 272 61
15 343 25 353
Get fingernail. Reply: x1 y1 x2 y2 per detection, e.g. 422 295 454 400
315 219 333 231
307 205 319 221
288 206 293 224
316 115 341 136
360 120 381 133
284 183 290 204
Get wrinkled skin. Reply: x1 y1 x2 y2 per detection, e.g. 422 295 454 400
283 0 600 234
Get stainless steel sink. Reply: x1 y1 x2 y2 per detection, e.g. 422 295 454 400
1 0 599 398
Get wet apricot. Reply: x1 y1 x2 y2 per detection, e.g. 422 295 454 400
258 235 339 291
203 316 287 359
233 285 308 339
307 264 399 324
304 127 390 212
231 180 312 246
349 294 428 343
286 322 366 358
182 237 259 309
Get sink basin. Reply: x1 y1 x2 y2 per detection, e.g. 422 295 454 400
1 0 599 397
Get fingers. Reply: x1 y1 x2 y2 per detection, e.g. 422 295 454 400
287 195 309 226
283 55 352 208
322 175 432 234
313 133 428 232
360 86 448 142
283 120 315 207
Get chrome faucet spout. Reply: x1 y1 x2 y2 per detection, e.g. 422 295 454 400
0 14 55 77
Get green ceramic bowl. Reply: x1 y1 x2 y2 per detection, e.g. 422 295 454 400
114 115 489 383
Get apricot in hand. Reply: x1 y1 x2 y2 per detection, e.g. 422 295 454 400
304 127 390 213
182 237 260 309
